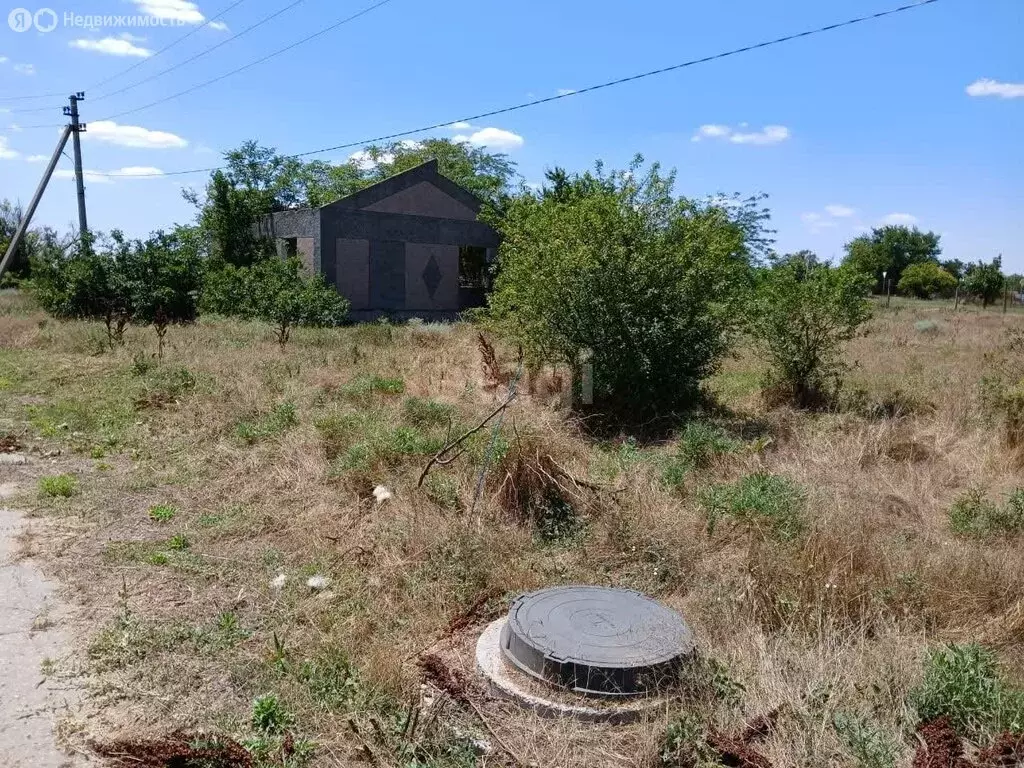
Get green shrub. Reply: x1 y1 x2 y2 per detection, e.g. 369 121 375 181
914 319 940 334
486 158 763 415
167 534 190 551
204 258 349 346
662 422 740 488
700 472 806 541
750 259 872 409
148 504 177 523
948 487 1024 537
832 712 900 768
898 262 957 299
908 643 1024 740
39 474 76 498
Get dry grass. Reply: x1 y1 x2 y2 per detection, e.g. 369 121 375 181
2 293 1024 767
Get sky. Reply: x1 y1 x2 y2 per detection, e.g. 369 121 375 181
1 0 1021 268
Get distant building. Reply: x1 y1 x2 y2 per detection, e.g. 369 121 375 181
257 160 500 321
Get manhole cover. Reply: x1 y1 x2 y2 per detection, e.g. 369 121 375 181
500 585 694 697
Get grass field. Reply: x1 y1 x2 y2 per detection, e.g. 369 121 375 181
2 289 1024 767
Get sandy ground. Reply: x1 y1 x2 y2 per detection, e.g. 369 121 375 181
0 473 84 767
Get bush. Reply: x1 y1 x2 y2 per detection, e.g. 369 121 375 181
700 472 806 541
832 712 900 768
963 256 1005 307
39 474 76 498
486 158 764 416
948 487 1024 537
898 261 957 299
661 422 740 489
908 643 1024 741
750 260 872 408
203 257 349 346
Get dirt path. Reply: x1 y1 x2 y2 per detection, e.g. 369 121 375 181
0 476 85 767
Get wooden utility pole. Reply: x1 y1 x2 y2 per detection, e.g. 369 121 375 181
65 92 89 250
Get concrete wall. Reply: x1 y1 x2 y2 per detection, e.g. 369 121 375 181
405 244 459 311
363 181 478 221
257 209 321 273
335 238 369 310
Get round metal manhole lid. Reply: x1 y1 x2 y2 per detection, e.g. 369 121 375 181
500 585 694 697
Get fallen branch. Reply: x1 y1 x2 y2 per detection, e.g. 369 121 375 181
417 390 518 487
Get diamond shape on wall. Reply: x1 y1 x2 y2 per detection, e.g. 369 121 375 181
422 253 442 299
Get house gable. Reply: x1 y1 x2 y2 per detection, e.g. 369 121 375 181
322 159 483 221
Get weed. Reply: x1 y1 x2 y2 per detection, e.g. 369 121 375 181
402 396 455 428
314 411 363 459
251 693 293 735
167 534 190 551
297 650 363 711
659 713 717 767
340 374 405 401
136 366 197 409
908 643 1024 741
832 711 900 768
915 319 940 334
662 422 740 489
424 474 460 510
949 487 1024 537
39 474 76 498
236 401 298 444
700 472 807 541
148 503 177 523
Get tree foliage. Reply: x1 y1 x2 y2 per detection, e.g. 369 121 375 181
31 228 203 356
203 258 349 346
486 157 766 416
897 261 958 299
750 260 873 408
963 256 1005 307
842 225 942 292
1 199 65 284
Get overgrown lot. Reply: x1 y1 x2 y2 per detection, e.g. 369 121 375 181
3 292 1024 767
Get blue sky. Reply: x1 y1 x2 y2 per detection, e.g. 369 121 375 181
2 0 1021 268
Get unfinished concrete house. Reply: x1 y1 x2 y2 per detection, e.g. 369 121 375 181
256 160 500 321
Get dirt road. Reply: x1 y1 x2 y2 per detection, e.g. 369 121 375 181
0 477 82 767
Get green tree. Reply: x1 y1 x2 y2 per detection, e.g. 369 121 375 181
486 157 764 416
842 226 942 293
940 258 966 281
246 258 350 346
749 261 873 408
962 256 1005 308
130 230 205 359
897 261 958 299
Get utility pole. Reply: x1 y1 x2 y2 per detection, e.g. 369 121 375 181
64 92 89 251
0 126 72 280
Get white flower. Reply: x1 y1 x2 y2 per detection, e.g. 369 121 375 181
270 574 287 590
372 485 392 502
307 575 330 591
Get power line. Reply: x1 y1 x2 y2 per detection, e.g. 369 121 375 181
21 0 398 128
11 0 308 114
95 0 942 179
0 0 252 103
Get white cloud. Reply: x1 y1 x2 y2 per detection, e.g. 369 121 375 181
729 125 790 145
208 20 228 31
966 78 1024 99
556 88 576 96
13 63 35 75
449 121 471 130
451 126 524 150
132 0 205 24
0 137 19 160
825 204 855 218
0 56 8 64
692 124 731 141
8 123 21 132
84 120 188 149
54 166 164 183
692 123 789 145
26 154 48 163
71 37 153 57
881 212 918 226
801 212 836 231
